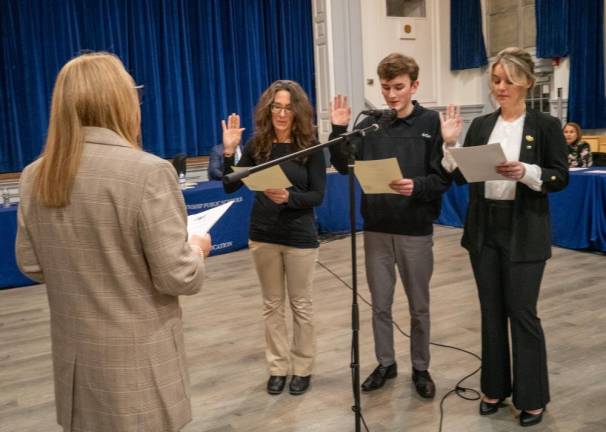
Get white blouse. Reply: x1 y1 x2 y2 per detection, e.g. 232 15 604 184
442 114 542 200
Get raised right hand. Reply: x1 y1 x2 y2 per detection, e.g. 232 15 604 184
330 94 352 126
439 104 462 146
222 113 245 154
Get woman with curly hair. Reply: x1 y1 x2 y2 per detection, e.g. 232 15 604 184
222 80 325 396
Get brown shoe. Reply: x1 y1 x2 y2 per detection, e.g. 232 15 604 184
412 368 435 399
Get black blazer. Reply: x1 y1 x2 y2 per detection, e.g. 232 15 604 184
453 109 569 262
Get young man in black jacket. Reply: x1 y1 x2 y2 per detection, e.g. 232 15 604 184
329 53 461 399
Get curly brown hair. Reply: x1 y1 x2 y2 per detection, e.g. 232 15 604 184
251 80 315 163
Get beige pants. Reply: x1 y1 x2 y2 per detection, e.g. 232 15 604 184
249 240 318 376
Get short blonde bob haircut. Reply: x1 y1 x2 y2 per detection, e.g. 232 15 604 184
491 47 536 90
34 52 141 208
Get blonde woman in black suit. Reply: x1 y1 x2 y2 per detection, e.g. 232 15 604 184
440 47 568 427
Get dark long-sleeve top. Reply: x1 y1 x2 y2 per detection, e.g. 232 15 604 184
452 108 569 262
329 101 451 236
223 140 326 248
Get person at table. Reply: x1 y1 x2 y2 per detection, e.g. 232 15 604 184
441 47 568 427
329 53 455 399
563 122 593 168
222 80 326 396
15 52 211 432
208 140 243 180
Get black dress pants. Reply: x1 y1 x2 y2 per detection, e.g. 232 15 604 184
469 200 550 410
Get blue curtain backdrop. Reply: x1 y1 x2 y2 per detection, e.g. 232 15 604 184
568 0 606 129
0 0 315 173
450 0 488 70
535 0 569 58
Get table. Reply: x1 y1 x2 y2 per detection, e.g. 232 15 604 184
0 181 254 290
436 168 606 253
0 206 32 289
183 180 253 254
2 170 605 289
549 168 606 251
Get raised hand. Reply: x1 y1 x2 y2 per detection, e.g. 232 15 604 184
330 94 352 126
222 113 245 154
440 104 463 146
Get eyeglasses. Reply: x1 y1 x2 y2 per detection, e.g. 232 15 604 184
270 103 293 115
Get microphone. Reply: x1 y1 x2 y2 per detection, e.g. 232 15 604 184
223 167 250 184
360 109 397 120
340 123 380 138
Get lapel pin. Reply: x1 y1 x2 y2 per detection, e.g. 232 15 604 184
525 135 534 142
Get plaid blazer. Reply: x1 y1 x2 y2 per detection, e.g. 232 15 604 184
16 127 205 432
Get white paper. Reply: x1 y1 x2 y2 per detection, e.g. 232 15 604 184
187 201 234 237
233 165 292 191
354 158 403 194
588 169 606 174
449 143 508 182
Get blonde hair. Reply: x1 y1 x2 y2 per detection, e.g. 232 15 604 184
34 52 141 208
491 47 536 89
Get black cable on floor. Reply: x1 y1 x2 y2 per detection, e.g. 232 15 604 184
316 256 482 432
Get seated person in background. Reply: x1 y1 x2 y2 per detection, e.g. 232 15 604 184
208 138 243 180
563 122 593 168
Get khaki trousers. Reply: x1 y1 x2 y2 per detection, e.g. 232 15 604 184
249 241 318 376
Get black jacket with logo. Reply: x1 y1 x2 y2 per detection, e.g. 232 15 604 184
329 101 451 236
454 108 569 262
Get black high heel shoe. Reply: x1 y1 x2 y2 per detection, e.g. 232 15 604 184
479 398 507 415
519 408 544 427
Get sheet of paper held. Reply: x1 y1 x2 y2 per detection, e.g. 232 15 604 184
449 143 509 182
232 165 292 191
187 201 234 237
354 157 403 194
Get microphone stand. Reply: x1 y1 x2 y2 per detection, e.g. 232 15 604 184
345 126 362 432
223 123 378 184
223 121 379 432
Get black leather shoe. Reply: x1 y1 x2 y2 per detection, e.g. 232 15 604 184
267 375 286 395
289 375 311 395
479 398 506 415
519 409 544 427
412 368 436 399
361 362 398 392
